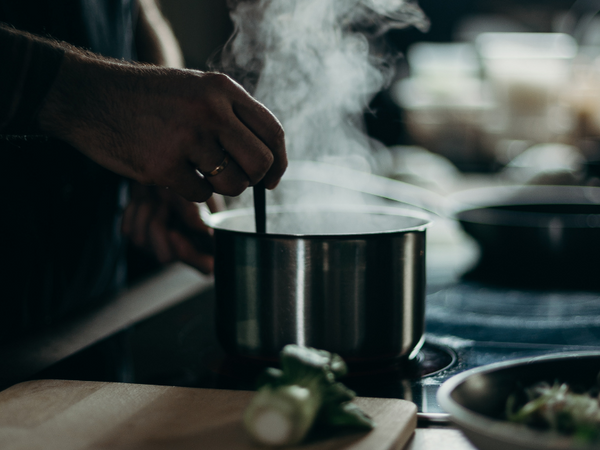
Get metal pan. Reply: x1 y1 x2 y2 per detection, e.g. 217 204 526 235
452 185 600 290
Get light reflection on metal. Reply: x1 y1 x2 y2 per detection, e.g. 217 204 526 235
295 241 306 347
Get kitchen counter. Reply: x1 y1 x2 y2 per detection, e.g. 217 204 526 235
408 429 476 450
4 167 598 449
0 262 484 450
0 263 214 388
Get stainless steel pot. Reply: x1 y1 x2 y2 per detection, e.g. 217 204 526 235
207 204 432 364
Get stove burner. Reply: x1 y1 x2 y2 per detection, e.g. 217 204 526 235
416 342 457 378
339 342 456 379
342 342 456 399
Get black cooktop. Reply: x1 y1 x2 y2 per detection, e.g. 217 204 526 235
29 277 600 422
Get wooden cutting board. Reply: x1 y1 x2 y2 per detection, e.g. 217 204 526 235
0 380 417 450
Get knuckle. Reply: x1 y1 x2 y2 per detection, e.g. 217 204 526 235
186 190 213 203
270 121 286 148
172 179 213 203
248 153 273 184
147 158 184 189
257 106 285 146
183 195 206 204
134 162 155 186
137 160 166 187
219 179 249 197
203 72 235 92
137 174 156 186
174 241 191 262
279 154 289 172
263 149 275 167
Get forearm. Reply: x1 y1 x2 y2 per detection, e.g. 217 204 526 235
37 46 286 200
0 23 65 134
22 19 284 203
37 50 167 180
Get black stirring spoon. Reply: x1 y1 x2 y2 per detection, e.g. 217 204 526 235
254 181 266 233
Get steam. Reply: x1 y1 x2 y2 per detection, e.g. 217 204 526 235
219 0 428 166
214 0 428 214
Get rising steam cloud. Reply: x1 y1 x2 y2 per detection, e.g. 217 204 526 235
218 0 428 171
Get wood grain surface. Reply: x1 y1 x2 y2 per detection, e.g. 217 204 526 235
0 380 417 450
406 429 477 450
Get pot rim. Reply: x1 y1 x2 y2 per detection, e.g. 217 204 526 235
205 203 433 238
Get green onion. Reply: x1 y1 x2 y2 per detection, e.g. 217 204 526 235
243 345 375 446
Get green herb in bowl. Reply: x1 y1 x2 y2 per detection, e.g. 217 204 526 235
507 380 600 443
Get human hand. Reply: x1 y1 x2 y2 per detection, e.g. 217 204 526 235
122 183 223 274
38 52 287 202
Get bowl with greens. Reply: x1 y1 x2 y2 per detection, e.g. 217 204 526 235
437 352 600 450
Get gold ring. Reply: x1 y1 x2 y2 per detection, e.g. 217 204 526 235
202 155 230 177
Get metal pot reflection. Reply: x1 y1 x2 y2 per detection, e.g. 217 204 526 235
207 204 432 364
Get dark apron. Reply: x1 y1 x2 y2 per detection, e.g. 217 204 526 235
0 0 136 342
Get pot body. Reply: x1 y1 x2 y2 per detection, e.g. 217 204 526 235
211 206 429 363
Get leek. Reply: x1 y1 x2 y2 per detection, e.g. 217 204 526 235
243 345 374 446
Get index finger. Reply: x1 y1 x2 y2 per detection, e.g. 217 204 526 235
232 96 288 189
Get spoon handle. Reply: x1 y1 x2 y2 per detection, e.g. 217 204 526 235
254 182 266 234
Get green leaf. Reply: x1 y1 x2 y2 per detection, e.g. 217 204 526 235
329 353 348 378
280 345 344 392
320 402 375 429
281 345 331 384
322 382 356 404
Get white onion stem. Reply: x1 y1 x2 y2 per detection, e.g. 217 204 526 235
244 385 322 446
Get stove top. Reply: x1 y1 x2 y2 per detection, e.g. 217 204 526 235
200 340 455 391
195 280 600 420
427 282 600 345
32 276 600 424
189 333 598 421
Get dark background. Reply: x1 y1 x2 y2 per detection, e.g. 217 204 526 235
161 0 577 71
159 0 581 147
